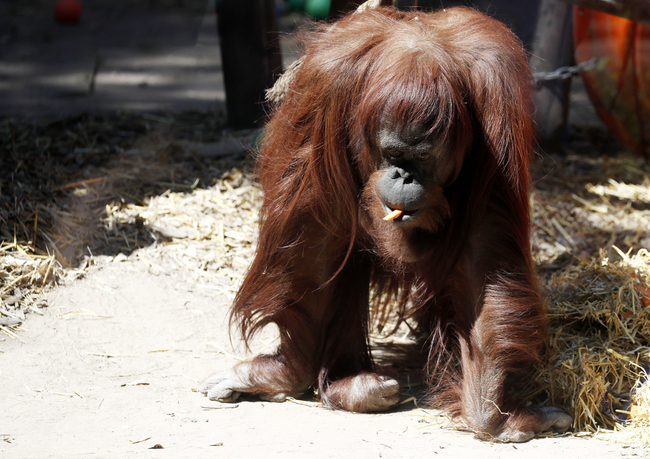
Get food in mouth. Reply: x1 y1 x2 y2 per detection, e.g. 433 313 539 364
383 208 403 221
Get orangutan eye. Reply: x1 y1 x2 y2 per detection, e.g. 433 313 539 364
414 150 430 162
386 149 403 161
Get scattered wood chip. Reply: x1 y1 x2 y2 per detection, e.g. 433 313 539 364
121 379 150 387
201 404 239 410
130 436 151 444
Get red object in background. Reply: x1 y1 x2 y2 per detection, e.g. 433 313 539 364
54 0 83 24
574 7 650 157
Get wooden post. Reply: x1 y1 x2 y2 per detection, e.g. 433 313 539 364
530 0 574 148
216 0 282 129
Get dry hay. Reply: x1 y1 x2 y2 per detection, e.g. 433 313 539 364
105 167 262 300
0 111 232 265
539 249 650 435
0 242 58 337
602 367 650 445
530 151 650 443
0 110 239 332
0 240 88 338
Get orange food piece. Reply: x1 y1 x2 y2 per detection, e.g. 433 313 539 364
383 209 403 221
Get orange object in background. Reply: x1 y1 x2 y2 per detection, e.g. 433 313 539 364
54 0 83 24
574 7 650 157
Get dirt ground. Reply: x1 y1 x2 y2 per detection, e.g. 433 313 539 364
0 256 645 459
2 1 650 458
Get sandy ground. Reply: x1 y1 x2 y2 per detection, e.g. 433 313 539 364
0 255 646 459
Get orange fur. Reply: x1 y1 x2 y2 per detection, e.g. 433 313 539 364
217 6 565 440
